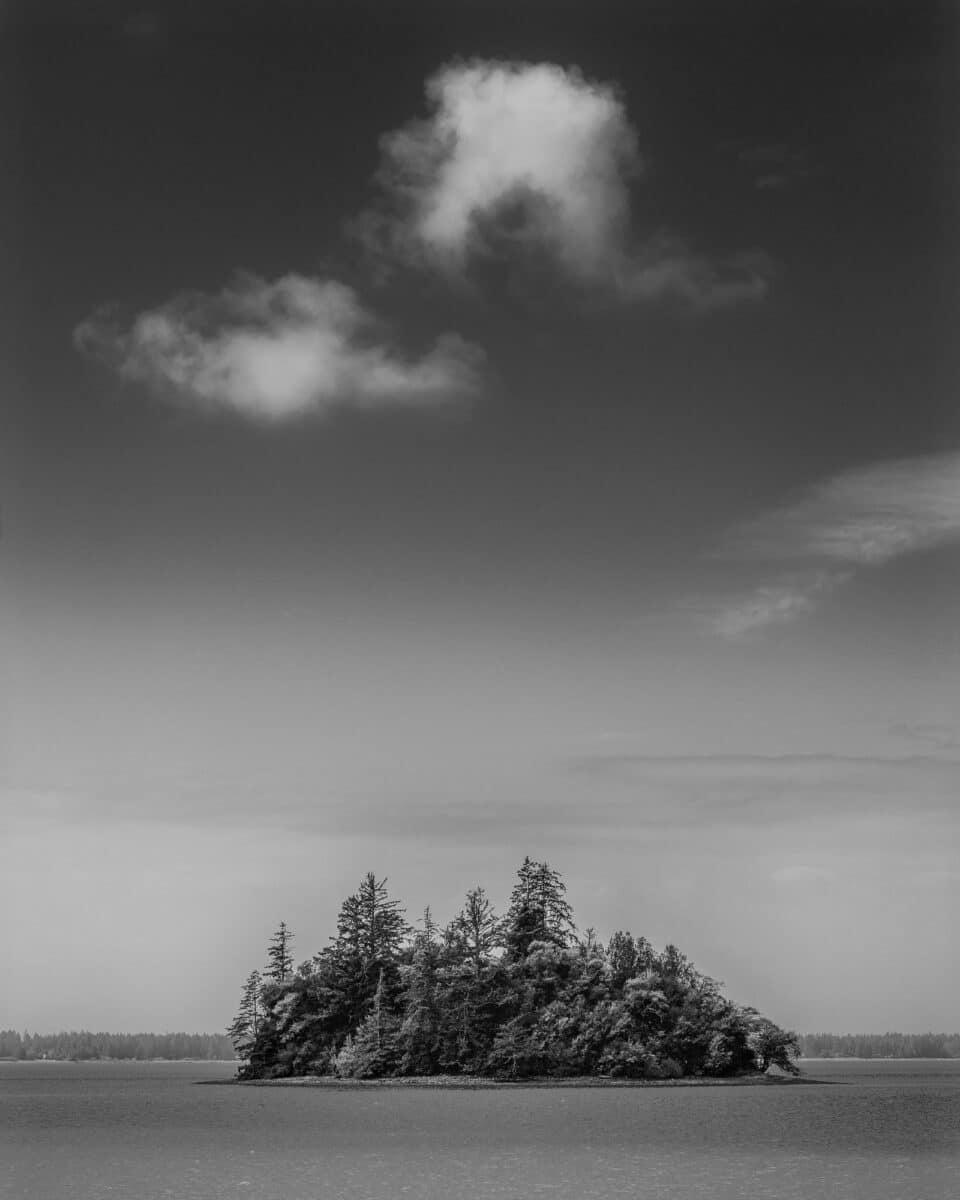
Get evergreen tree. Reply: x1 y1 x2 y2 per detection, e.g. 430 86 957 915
356 873 409 964
504 857 576 959
399 909 443 1074
449 886 502 975
330 874 408 969
227 970 263 1062
324 873 410 1035
266 922 294 982
341 969 401 1078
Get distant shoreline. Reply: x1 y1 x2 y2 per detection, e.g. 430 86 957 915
798 1056 959 1062
0 1058 238 1064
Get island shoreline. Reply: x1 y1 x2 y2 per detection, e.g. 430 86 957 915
199 1072 829 1088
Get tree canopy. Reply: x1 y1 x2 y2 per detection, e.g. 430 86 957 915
229 858 802 1081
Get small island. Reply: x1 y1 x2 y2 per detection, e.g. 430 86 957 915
229 858 800 1083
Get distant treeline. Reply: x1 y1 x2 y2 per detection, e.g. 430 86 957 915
799 1032 960 1059
229 858 801 1081
0 1030 236 1061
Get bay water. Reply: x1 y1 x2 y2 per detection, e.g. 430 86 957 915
2 1059 957 1198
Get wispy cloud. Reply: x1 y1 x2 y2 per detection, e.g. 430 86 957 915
358 59 771 309
75 272 484 420
722 453 960 566
696 571 848 640
703 452 960 636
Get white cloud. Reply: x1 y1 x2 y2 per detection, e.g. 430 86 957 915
724 452 960 566
703 452 960 637
373 60 637 279
75 272 484 420
703 571 848 640
361 59 770 308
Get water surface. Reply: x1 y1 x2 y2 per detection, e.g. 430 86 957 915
2 1059 957 1198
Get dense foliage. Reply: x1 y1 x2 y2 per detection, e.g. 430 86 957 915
799 1032 960 1059
230 859 802 1081
0 1030 235 1061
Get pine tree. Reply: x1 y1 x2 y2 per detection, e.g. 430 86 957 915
330 874 408 968
356 873 409 965
504 857 576 959
399 908 443 1074
449 886 502 975
266 922 294 982
227 970 263 1062
326 874 411 1035
347 968 401 1078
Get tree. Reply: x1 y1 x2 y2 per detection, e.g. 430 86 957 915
227 970 263 1063
657 943 696 989
333 873 409 969
605 931 638 991
341 969 401 1078
449 886 502 975
398 909 443 1074
745 1014 801 1075
504 857 576 959
266 922 294 982
323 873 411 1036
606 930 655 992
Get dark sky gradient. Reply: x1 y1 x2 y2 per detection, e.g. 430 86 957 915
3 1 958 1032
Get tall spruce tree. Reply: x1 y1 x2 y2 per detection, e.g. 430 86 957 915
326 873 410 1034
227 970 263 1062
356 873 409 964
449 886 502 974
504 857 576 959
345 968 401 1078
399 908 443 1075
266 921 294 982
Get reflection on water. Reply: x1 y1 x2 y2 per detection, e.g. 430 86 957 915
1 1060 958 1199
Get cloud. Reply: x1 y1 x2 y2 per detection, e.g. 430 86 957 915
368 60 638 279
359 59 771 308
723 453 960 566
75 272 484 420
697 571 848 640
703 452 960 636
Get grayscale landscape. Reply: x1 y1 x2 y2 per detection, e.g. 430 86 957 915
2 0 957 1196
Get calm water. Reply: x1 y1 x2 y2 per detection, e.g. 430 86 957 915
1 1059 958 1199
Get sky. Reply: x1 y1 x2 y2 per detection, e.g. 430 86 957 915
2 0 958 1035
